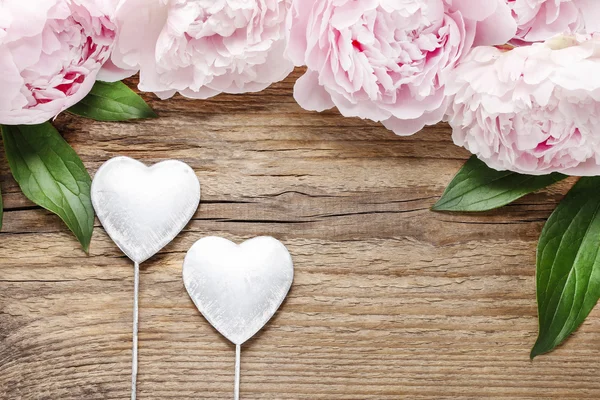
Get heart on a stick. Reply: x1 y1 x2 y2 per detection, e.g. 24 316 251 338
183 236 294 345
92 156 201 400
92 156 201 263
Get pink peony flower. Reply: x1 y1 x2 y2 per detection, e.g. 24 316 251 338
0 0 117 125
446 35 600 176
509 0 600 43
509 0 600 42
286 0 517 136
101 0 294 100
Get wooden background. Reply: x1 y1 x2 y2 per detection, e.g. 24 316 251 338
1 70 599 399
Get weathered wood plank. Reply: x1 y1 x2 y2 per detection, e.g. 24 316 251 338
1 70 598 399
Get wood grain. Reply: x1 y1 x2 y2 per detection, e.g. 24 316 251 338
1 69 599 399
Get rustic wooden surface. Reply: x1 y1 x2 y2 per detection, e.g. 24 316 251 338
1 69 599 400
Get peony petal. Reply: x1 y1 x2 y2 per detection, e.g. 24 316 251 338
294 70 335 112
97 58 138 82
382 102 447 136
473 2 517 46
448 0 497 21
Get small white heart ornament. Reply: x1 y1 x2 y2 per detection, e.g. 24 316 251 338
92 156 201 263
183 236 294 345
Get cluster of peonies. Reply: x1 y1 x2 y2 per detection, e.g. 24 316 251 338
1 0 600 175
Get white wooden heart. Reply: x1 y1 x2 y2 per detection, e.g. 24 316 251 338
183 236 294 345
91 156 201 263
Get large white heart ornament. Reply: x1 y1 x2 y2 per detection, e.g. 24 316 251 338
91 156 201 263
92 156 201 400
183 236 294 345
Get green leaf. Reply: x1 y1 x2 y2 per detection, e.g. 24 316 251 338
68 80 157 121
531 177 600 358
432 156 566 212
1 123 94 251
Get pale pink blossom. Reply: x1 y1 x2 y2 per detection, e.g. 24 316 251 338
508 0 600 43
446 35 600 176
507 0 600 42
286 0 517 136
101 0 294 100
0 0 117 125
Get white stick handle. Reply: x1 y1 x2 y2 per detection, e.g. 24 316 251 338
234 344 241 400
131 261 140 400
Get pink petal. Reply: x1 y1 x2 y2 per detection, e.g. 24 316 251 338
294 70 335 112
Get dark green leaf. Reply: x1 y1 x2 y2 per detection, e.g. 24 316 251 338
531 177 600 358
1 124 94 251
433 156 566 212
68 80 157 121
